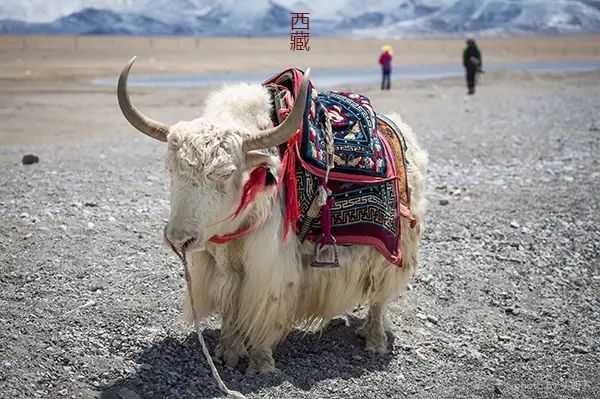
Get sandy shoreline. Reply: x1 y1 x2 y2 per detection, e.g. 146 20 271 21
1 35 599 147
1 35 599 81
1 67 599 148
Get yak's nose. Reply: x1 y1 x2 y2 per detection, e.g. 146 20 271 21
164 225 201 253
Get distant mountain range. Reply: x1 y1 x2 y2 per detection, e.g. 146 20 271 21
1 0 600 37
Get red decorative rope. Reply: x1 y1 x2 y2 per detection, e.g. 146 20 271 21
208 165 269 245
208 212 270 244
233 165 268 218
277 133 301 243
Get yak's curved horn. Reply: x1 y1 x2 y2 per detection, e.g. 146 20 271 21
242 68 311 152
117 56 169 142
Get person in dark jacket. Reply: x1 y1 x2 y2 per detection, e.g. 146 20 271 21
379 45 393 90
463 39 482 95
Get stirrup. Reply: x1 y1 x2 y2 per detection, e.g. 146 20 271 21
311 235 339 268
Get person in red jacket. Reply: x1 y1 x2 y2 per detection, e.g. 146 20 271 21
379 45 393 90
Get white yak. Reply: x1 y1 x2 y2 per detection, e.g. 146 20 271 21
117 57 428 373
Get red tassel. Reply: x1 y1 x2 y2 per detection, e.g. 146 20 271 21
278 135 301 242
233 166 267 218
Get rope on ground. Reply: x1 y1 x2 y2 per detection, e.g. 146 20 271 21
171 244 246 399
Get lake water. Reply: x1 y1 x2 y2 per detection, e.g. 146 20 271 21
96 61 600 88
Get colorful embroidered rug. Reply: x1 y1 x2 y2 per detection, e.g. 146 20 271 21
301 91 388 178
264 69 413 266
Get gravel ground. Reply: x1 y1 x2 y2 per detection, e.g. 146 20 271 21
1 70 599 399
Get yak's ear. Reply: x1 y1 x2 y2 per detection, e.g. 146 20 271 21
244 151 278 190
245 150 277 170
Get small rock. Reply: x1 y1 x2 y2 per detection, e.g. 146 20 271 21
108 216 116 222
118 387 141 399
21 154 39 165
415 312 427 320
352 355 362 361
574 345 590 354
415 348 428 361
505 307 520 316
519 352 533 361
468 348 483 360
426 315 439 325
87 222 94 229
439 198 449 206
510 220 520 229
84 202 97 207
58 225 67 232
19 212 29 219
520 226 530 234
498 335 511 342
494 384 502 395
562 175 574 182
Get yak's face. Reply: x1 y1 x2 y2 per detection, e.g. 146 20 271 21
163 120 279 254
164 121 245 253
116 57 310 254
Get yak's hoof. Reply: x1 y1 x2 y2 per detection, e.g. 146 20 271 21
214 342 246 368
355 324 368 340
224 350 241 368
365 332 389 354
365 341 389 354
247 350 276 374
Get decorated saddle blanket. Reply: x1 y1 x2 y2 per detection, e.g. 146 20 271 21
264 69 414 266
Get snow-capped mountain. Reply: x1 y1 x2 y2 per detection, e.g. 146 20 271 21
354 0 600 37
1 0 599 36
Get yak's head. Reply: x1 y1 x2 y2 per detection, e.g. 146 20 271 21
117 57 309 254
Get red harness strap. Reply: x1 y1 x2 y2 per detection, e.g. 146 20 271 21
208 212 270 244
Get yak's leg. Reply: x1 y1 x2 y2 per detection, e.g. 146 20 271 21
247 346 276 374
211 243 248 368
361 302 388 353
355 310 371 339
214 315 247 368
357 261 411 354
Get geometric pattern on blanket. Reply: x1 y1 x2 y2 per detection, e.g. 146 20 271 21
301 90 388 178
295 113 412 266
263 68 413 266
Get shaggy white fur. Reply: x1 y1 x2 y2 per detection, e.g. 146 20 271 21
164 83 428 373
